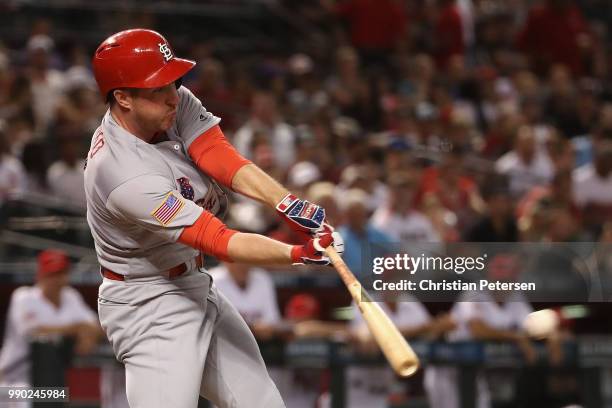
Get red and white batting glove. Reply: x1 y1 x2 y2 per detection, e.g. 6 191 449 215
276 193 326 235
291 230 344 266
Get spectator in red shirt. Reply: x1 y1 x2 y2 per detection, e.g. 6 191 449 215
435 0 465 69
322 0 407 61
516 0 591 76
416 149 484 236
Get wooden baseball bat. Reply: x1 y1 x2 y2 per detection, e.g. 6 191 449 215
325 247 420 377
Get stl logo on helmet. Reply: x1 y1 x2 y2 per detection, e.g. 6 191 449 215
158 42 174 62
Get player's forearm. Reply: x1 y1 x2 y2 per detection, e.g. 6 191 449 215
231 163 288 207
226 232 293 264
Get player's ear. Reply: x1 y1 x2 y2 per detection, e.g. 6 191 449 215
112 89 134 110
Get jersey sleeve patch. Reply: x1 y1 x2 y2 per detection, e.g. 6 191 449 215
151 192 185 226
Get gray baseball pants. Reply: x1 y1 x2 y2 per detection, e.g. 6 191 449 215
98 269 285 408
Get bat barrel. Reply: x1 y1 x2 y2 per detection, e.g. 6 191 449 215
325 246 421 378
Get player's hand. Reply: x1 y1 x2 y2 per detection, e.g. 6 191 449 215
276 193 326 235
291 230 344 265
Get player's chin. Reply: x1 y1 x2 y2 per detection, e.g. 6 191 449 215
161 115 176 130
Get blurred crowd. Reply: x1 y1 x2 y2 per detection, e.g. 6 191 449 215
1 0 610 406
1 0 612 249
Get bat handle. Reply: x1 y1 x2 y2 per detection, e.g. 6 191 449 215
324 247 356 286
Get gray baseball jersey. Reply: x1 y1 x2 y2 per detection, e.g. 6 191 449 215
84 86 221 278
89 86 285 408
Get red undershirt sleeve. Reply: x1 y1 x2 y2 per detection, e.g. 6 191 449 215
187 125 252 189
178 210 238 262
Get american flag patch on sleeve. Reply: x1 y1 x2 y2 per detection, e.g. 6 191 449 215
151 192 185 225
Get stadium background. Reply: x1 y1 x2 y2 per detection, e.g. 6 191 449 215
1 0 612 407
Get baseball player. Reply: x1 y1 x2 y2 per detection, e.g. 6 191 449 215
85 29 343 408
0 250 100 392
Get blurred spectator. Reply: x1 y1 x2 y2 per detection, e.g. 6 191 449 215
0 124 27 204
416 148 484 234
517 169 579 241
543 65 600 139
395 54 436 106
209 264 308 408
465 176 518 242
21 140 51 195
0 250 101 388
54 66 104 136
287 160 322 194
426 253 563 408
325 47 372 126
189 58 241 132
495 125 554 198
208 262 281 340
481 107 524 159
286 53 329 124
337 162 389 212
234 91 296 171
249 129 284 182
517 0 591 76
321 0 407 62
371 171 440 244
25 34 66 137
280 294 346 408
348 294 455 408
572 141 612 234
0 70 35 131
337 189 393 278
306 181 341 226
47 139 86 209
435 0 467 68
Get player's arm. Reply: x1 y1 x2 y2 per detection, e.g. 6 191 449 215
187 125 290 207
231 163 288 207
188 125 328 234
180 88 332 235
178 210 340 265
106 175 341 265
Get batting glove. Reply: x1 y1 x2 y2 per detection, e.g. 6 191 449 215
276 193 326 235
291 230 344 266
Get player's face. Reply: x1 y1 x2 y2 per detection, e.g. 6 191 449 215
131 83 179 134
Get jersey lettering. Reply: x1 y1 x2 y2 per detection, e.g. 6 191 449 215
89 129 105 159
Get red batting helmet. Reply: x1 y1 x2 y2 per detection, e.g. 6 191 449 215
92 28 195 99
